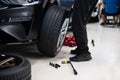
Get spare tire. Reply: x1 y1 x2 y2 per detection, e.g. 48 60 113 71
0 53 31 80
37 5 69 57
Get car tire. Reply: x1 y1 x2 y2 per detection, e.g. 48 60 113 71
37 5 69 57
0 53 31 80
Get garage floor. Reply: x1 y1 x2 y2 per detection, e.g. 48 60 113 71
1 22 120 80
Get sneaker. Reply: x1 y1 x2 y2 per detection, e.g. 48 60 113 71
100 22 105 26
117 22 120 26
69 52 92 62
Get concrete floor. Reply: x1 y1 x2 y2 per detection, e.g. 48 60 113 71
1 22 120 80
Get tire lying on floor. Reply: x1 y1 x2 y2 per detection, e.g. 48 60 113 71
38 5 69 57
0 53 31 80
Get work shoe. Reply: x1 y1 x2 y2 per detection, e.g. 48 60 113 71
117 22 120 26
70 48 80 55
100 22 105 26
69 52 92 62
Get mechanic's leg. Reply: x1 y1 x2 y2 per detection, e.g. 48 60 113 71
118 14 120 25
100 9 106 26
70 0 97 62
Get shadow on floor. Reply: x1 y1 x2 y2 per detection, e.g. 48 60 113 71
0 43 50 59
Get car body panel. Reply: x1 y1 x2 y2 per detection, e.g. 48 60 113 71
0 0 72 44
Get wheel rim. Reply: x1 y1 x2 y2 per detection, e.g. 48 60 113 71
57 18 69 52
0 54 22 70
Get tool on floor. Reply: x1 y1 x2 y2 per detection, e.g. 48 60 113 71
49 62 61 69
91 39 95 46
61 60 70 64
61 60 78 75
55 63 61 68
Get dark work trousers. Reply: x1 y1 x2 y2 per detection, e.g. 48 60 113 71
72 0 98 53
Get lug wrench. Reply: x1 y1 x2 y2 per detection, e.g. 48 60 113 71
62 60 78 75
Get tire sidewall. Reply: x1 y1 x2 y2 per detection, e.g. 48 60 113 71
38 5 69 57
0 54 31 80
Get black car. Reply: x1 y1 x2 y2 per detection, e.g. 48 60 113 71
0 0 72 57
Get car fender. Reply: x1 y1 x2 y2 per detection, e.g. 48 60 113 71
0 23 26 41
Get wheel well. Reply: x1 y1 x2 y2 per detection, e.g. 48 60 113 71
43 0 58 9
42 0 59 23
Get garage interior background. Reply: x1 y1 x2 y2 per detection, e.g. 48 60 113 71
0 0 120 80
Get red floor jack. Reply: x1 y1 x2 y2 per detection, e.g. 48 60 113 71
63 35 76 47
